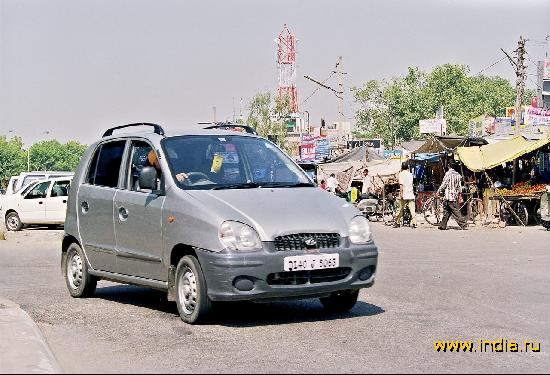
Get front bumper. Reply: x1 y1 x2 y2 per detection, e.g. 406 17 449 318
196 241 378 302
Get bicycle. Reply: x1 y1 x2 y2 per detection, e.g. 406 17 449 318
422 183 486 227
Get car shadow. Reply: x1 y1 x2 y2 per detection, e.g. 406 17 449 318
93 284 385 327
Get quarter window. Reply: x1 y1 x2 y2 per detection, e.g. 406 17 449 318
51 180 71 197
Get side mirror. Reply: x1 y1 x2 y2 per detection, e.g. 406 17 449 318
139 166 158 190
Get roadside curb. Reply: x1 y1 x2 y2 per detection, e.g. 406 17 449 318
0 297 63 374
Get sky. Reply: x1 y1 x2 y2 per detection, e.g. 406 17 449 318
0 0 549 146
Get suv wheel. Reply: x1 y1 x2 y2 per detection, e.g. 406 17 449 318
320 290 359 313
175 255 212 324
64 243 97 297
5 212 23 231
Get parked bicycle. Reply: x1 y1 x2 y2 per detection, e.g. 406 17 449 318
422 182 486 226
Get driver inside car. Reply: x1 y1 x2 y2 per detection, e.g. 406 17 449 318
148 149 189 183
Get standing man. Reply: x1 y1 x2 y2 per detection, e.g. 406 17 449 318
326 173 339 194
437 161 468 230
394 162 417 228
361 168 374 198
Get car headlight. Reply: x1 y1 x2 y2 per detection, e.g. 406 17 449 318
349 216 371 244
219 221 262 252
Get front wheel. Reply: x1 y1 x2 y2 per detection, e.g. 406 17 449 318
320 290 359 313
5 212 23 231
63 243 97 297
175 255 212 324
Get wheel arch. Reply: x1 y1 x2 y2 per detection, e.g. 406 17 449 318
167 244 199 301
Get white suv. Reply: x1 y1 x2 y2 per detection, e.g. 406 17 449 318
1 177 73 231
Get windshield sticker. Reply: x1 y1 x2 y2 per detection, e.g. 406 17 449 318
224 144 236 152
211 154 224 173
218 151 239 164
218 138 226 142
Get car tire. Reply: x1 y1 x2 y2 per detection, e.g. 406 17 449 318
175 255 212 324
320 290 359 313
64 243 97 298
5 212 23 231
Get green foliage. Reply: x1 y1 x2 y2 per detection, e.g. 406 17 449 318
354 64 527 146
29 140 87 172
0 136 27 187
246 92 291 151
0 137 87 188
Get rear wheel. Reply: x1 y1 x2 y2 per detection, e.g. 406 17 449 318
64 243 97 297
175 255 212 324
5 212 23 231
423 196 444 226
320 290 359 313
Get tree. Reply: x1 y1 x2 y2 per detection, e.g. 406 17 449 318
354 64 533 146
28 140 87 172
246 92 291 151
0 136 27 187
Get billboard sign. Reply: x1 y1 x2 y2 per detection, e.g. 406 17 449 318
419 119 447 134
544 60 550 80
347 139 382 149
300 135 330 162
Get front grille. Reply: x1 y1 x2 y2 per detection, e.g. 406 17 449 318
267 267 352 286
274 233 341 251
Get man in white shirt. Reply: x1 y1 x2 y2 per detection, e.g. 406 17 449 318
361 168 374 197
326 173 339 194
394 162 417 228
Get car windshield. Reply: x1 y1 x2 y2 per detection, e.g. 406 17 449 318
162 135 313 190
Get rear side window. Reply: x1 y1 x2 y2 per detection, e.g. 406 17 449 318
51 180 71 197
87 141 126 188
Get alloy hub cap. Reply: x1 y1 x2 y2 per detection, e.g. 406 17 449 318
67 253 83 289
178 268 197 315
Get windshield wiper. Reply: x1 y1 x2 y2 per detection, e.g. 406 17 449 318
260 182 316 188
211 182 261 190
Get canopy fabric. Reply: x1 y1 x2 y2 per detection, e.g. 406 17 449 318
327 146 383 163
413 136 487 154
456 135 550 172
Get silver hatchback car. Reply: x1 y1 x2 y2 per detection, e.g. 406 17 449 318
62 123 378 324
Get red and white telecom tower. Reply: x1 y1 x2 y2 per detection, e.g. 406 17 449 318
277 24 299 114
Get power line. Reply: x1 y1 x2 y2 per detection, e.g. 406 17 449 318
300 71 335 106
475 56 508 76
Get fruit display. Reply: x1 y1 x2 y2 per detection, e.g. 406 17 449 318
496 182 547 197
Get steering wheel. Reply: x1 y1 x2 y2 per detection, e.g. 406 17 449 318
184 172 213 185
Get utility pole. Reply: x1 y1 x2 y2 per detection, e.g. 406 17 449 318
514 36 527 136
501 36 527 136
336 56 344 125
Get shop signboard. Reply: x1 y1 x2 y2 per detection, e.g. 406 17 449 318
544 60 550 80
419 119 447 134
300 134 330 162
469 115 495 136
300 134 316 161
314 137 330 161
524 107 550 126
384 150 403 158
347 139 382 149
494 117 513 136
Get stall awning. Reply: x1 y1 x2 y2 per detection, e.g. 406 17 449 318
456 135 550 172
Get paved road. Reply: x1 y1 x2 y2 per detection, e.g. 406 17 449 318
1 224 549 373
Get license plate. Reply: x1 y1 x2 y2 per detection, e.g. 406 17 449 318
283 254 339 272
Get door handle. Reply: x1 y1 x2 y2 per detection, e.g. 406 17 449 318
39 201 43 205
118 207 129 221
81 201 89 214
63 200 67 204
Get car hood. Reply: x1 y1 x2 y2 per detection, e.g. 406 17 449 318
186 187 360 241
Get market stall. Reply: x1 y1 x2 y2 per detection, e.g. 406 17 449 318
456 135 550 226
409 136 488 210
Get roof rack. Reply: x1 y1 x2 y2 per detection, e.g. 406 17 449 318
202 122 258 135
102 123 165 138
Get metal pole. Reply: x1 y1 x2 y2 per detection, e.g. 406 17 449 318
27 146 30 172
